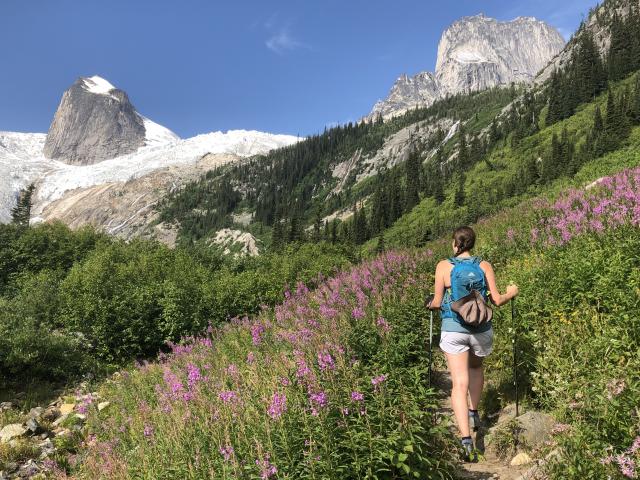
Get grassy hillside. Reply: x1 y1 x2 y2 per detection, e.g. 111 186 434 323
39 154 637 479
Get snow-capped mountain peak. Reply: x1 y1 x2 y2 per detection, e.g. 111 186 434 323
81 75 119 99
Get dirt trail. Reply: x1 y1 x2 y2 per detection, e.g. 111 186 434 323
435 371 530 480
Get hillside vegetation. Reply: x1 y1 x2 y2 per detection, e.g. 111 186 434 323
1 1 639 478
56 160 640 479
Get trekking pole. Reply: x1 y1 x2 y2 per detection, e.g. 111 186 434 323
425 293 434 388
512 298 519 417
428 307 434 388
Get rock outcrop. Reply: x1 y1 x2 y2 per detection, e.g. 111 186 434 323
368 15 565 120
209 228 260 257
370 72 440 120
44 76 147 165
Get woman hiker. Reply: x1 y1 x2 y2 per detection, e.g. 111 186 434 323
427 226 518 462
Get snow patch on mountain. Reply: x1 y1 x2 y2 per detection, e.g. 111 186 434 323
142 117 180 146
82 75 118 99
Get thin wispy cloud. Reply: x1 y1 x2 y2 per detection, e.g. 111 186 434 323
263 15 309 55
266 28 307 54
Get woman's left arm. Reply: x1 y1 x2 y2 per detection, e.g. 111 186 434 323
427 261 446 310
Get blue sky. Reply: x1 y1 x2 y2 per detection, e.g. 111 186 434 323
1 0 595 138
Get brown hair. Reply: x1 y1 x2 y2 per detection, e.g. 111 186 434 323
452 226 476 256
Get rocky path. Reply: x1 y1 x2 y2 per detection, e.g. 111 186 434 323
435 371 551 480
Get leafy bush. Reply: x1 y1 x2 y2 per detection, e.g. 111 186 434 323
0 270 90 381
57 240 216 364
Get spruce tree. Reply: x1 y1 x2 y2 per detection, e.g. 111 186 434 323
469 135 482 166
546 71 562 125
404 148 421 211
454 173 465 207
354 204 369 244
602 89 622 153
312 210 322 242
11 184 35 227
632 76 640 124
271 218 285 251
457 126 468 169
432 168 445 205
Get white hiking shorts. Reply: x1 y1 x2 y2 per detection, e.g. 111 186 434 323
439 329 494 357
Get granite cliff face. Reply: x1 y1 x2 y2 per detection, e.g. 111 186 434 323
435 15 565 94
369 15 565 120
44 76 149 165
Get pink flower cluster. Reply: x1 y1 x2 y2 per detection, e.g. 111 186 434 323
267 392 287 420
601 435 640 478
535 167 640 246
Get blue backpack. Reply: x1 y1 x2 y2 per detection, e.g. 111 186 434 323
448 256 488 302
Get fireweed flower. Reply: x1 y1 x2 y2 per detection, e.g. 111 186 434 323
218 390 238 404
317 351 335 371
376 317 392 334
163 368 184 398
351 391 364 402
143 424 154 438
279 377 290 386
186 363 203 390
226 363 239 377
251 323 266 346
309 391 328 416
294 352 312 379
219 445 234 462
371 374 388 392
256 455 277 479
267 392 287 419
352 307 366 319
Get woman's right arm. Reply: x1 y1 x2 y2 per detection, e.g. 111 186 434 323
480 261 518 307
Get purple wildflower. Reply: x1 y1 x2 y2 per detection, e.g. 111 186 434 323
376 316 392 334
186 363 202 390
351 391 364 402
220 445 234 462
256 455 277 479
218 390 238 404
371 374 388 392
267 392 287 419
143 424 154 438
317 351 335 371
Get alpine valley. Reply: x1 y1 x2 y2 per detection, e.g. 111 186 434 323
2 0 640 479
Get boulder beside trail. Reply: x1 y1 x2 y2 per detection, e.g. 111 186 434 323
0 424 27 443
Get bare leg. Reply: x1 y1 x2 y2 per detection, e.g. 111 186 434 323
445 350 471 437
468 353 484 410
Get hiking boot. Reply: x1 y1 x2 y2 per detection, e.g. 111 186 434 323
469 410 482 432
460 437 478 463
